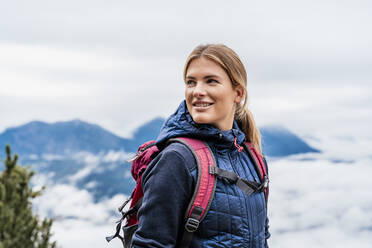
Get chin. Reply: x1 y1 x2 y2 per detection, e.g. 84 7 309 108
191 114 212 125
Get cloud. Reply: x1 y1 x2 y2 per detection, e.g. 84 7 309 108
28 135 372 248
32 183 128 248
33 184 127 222
0 0 371 139
267 150 372 247
64 150 133 183
102 150 135 163
67 164 98 184
42 154 64 161
31 156 372 248
52 218 125 248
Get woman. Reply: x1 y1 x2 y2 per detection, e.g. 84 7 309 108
131 44 270 248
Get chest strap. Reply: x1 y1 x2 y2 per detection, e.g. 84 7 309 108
209 166 268 195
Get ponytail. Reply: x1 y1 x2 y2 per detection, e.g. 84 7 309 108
235 106 262 156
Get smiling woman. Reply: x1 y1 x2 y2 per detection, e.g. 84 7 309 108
183 44 262 154
185 57 244 131
129 44 270 248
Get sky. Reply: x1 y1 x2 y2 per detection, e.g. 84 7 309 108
0 0 371 142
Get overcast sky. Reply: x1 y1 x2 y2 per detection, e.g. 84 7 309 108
0 0 371 140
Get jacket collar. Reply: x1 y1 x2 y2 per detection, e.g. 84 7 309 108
156 101 246 150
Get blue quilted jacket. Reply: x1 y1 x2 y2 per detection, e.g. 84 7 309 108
131 101 270 248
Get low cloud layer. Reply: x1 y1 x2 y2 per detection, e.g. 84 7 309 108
32 183 127 248
269 157 372 247
29 135 372 248
33 157 372 248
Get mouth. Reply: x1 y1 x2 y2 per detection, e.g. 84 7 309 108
192 101 214 109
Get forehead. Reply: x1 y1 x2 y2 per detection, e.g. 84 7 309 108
186 57 227 78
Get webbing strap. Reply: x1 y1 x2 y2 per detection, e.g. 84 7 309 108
243 142 269 203
168 138 217 248
209 166 265 196
105 219 124 244
106 198 143 243
179 207 203 248
168 137 217 222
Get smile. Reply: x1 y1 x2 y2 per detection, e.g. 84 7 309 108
193 103 213 107
192 102 214 111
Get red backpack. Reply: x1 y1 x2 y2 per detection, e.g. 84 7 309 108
106 137 269 248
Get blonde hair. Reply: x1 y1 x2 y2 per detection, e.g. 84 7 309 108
183 44 262 156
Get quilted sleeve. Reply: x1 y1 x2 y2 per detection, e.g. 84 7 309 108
131 144 196 248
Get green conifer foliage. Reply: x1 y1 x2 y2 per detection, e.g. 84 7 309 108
0 145 56 248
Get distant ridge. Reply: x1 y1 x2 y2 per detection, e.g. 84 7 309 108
261 125 320 157
131 117 165 148
0 118 319 157
0 118 320 200
0 119 132 156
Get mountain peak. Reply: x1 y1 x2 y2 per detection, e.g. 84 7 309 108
260 125 320 157
0 117 320 157
0 119 128 156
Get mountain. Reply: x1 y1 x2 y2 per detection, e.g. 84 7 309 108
0 118 320 201
0 118 319 157
129 117 166 149
261 126 320 157
0 119 133 156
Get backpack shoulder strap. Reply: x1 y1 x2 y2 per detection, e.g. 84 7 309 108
168 137 217 248
243 142 269 203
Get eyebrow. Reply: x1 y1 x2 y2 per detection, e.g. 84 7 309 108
185 74 220 80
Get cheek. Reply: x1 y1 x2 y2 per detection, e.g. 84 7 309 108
185 89 193 110
217 92 236 110
185 88 190 98
185 89 191 103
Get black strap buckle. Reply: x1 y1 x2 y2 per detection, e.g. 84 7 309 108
263 176 269 188
257 176 269 192
185 218 200 232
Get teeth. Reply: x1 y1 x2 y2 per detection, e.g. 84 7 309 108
195 103 211 107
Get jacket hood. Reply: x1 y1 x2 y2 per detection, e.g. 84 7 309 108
156 100 246 150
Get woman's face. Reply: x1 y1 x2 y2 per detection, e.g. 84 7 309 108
185 57 243 131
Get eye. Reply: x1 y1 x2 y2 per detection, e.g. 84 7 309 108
185 80 196 86
207 79 218 84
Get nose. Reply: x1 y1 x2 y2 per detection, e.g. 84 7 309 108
193 81 206 97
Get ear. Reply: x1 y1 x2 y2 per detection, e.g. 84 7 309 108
234 85 245 103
